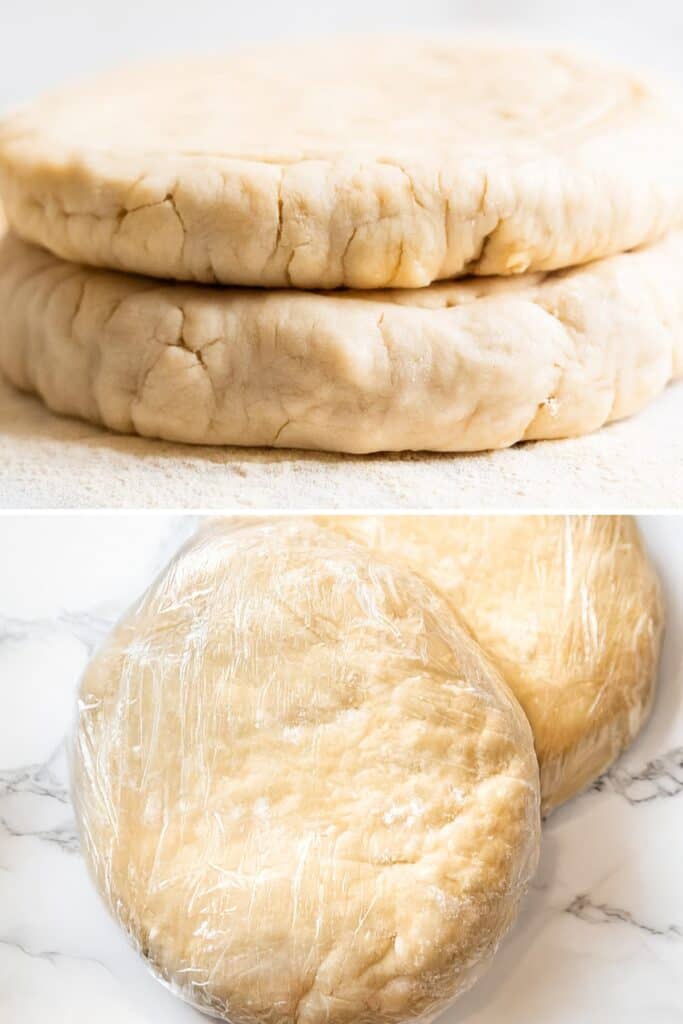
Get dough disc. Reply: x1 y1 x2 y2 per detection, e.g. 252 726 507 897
320 515 663 812
1 39 683 289
72 519 540 1024
1 229 682 453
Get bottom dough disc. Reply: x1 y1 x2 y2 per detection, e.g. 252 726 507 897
72 520 540 1023
0 229 682 453
320 515 664 813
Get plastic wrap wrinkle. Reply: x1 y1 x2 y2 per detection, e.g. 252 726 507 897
72 519 541 1024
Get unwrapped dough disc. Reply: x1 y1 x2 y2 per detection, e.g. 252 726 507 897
1 228 682 453
1 39 683 289
72 519 540 1024
320 515 663 813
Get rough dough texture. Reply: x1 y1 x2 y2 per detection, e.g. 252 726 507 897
1 39 683 289
1 228 682 454
72 519 540 1024
320 515 664 813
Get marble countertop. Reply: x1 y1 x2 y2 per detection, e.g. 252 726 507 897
1 515 682 1022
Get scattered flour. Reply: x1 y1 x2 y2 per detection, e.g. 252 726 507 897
0 376 680 510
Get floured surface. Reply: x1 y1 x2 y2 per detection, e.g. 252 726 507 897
2 40 683 288
0 375 681 509
73 519 540 1023
1 230 682 454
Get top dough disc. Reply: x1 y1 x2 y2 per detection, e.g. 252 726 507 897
72 519 540 1024
319 515 664 813
1 39 683 289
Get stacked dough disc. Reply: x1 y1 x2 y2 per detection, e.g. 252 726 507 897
73 515 662 1023
2 39 683 452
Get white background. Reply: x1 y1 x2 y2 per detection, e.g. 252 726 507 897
0 514 682 1022
1 0 683 111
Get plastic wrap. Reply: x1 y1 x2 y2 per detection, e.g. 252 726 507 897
73 518 540 1024
319 515 664 813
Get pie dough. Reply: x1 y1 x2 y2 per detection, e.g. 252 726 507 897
320 515 664 812
1 228 682 453
1 40 683 289
72 519 540 1024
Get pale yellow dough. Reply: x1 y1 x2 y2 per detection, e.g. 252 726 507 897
1 229 682 453
73 520 540 1024
320 515 664 813
1 39 683 288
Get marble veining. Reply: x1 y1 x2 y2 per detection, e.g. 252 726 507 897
565 895 683 941
590 746 683 803
0 745 70 805
0 810 79 853
1 516 681 1023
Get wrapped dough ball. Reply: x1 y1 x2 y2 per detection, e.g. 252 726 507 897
73 518 540 1024
321 515 664 813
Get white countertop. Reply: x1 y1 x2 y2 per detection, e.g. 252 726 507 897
1 515 681 1022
